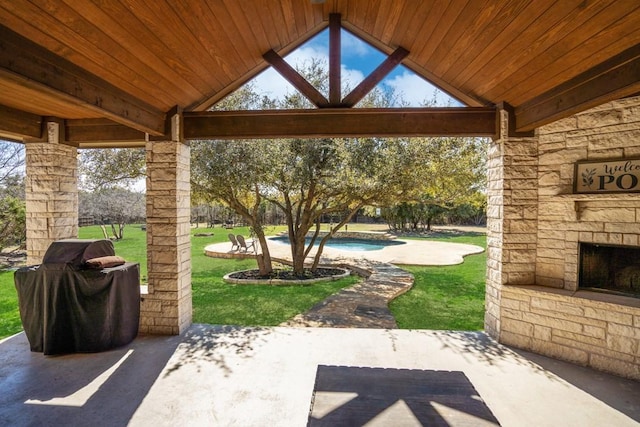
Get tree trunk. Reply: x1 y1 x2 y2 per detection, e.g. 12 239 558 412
290 235 307 275
311 205 362 270
254 233 273 276
100 225 109 240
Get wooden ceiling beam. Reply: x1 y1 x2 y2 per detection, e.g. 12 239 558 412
65 119 146 148
341 46 409 107
263 49 330 107
515 44 640 132
183 107 497 139
0 104 43 140
0 24 166 136
329 13 342 106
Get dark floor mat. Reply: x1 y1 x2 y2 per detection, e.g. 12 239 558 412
308 365 500 426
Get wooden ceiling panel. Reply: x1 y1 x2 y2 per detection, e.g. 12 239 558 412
0 1 189 110
168 1 244 83
445 0 547 89
486 1 640 105
418 1 470 66
432 0 511 78
0 0 638 136
459 0 582 99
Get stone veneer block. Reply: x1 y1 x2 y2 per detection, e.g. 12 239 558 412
501 286 640 380
141 138 192 335
25 131 78 265
487 96 640 380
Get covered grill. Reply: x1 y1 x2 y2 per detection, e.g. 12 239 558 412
14 239 140 355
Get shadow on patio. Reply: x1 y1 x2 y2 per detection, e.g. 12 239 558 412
1 325 638 426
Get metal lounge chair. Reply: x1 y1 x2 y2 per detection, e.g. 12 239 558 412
236 234 256 253
228 233 239 251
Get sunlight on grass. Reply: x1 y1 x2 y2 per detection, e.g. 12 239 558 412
390 234 486 330
0 271 22 339
0 224 487 338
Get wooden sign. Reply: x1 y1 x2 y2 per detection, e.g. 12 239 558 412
574 158 640 193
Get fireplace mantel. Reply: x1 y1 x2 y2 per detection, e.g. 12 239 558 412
552 193 640 220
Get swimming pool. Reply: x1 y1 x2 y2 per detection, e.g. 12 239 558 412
269 236 405 252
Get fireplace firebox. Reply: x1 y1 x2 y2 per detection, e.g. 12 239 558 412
579 243 640 298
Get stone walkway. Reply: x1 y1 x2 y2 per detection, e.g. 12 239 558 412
281 259 414 329
204 233 484 328
204 235 484 329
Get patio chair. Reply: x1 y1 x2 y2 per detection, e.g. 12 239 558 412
236 234 256 253
228 233 239 251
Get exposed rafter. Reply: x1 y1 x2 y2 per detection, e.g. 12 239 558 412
183 108 497 140
65 119 146 148
264 15 409 109
341 47 410 107
263 49 330 108
0 104 42 140
0 24 166 136
329 13 342 106
515 44 640 132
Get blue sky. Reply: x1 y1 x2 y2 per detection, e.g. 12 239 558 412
252 29 460 107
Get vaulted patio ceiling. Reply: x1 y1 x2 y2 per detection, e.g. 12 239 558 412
1 0 639 146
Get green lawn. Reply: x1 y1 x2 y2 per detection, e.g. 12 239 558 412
389 233 487 331
0 225 487 339
0 270 22 339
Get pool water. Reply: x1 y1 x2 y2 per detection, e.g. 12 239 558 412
269 236 404 252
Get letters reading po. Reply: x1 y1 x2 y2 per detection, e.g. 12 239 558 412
598 173 639 190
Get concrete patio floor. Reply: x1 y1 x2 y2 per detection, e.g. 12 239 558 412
1 325 638 426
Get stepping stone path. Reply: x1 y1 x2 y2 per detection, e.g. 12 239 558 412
281 259 414 329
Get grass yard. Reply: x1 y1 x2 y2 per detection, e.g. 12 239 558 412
389 233 487 331
0 224 487 339
0 270 22 339
188 226 360 326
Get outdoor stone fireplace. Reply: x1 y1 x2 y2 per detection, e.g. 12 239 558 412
487 96 640 380
579 243 640 297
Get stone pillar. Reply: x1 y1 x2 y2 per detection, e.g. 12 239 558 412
141 114 192 334
485 108 539 338
25 120 78 265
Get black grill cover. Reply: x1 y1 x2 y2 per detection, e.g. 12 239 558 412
42 238 116 268
14 239 140 355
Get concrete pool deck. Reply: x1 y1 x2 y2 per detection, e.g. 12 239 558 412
204 235 485 266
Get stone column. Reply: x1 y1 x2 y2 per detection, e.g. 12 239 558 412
141 113 192 334
25 120 78 265
485 108 539 338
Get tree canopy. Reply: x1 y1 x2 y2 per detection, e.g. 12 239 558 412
191 60 486 275
78 148 145 191
0 140 25 250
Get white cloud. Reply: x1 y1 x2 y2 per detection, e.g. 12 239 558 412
341 65 365 90
251 68 295 100
383 72 460 107
342 31 371 57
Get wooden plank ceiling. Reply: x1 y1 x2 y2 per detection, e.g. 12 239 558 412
1 0 639 145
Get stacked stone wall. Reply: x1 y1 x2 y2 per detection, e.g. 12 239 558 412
24 123 78 265
496 96 640 379
535 97 640 290
501 286 640 380
140 139 192 335
485 109 539 338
